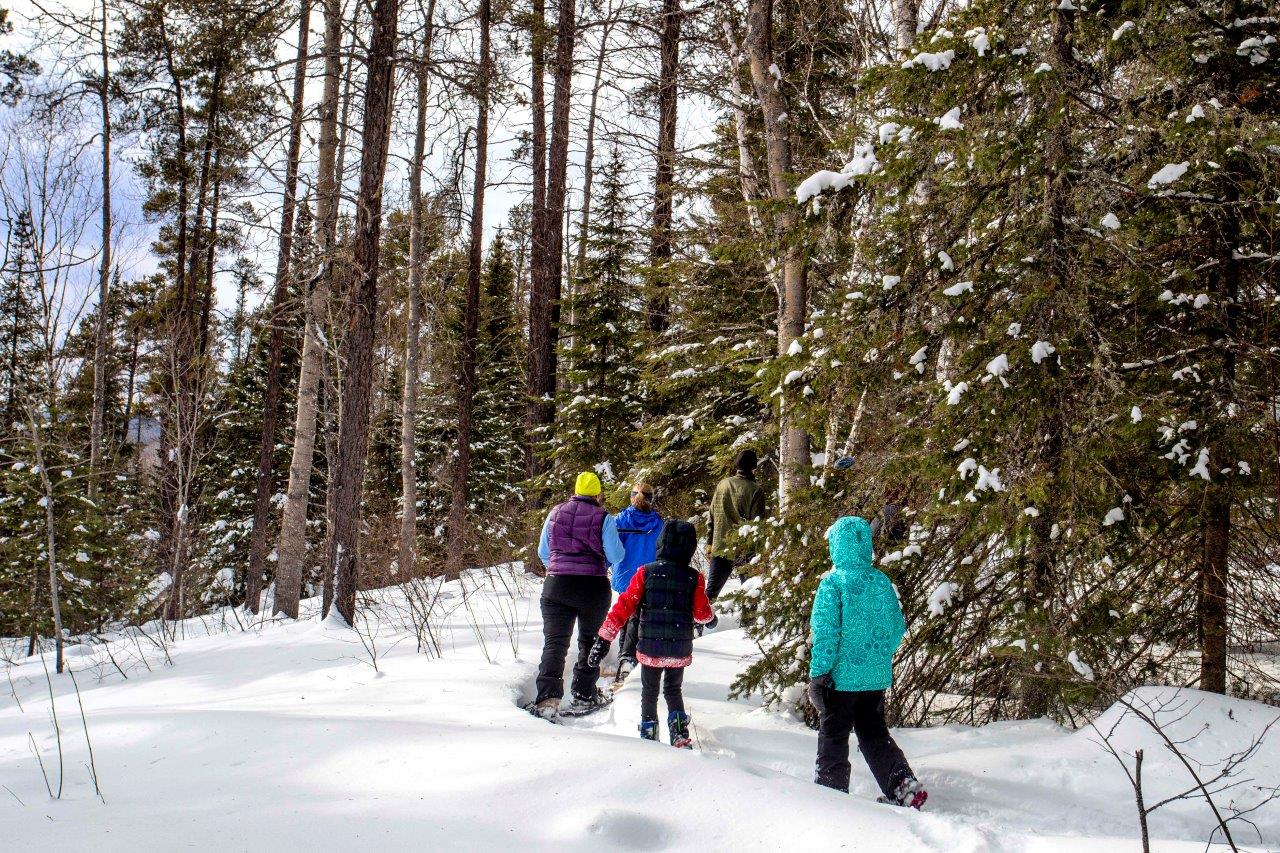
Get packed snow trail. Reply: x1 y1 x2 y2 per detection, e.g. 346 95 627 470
1 566 1274 852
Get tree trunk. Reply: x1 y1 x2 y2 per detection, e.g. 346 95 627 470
399 0 437 579
646 0 680 334
1199 487 1230 693
526 0 576 466
327 0 400 625
525 0 551 477
88 0 112 497
444 0 491 577
743 0 808 507
275 0 342 619
28 413 65 673
244 0 312 613
574 7 612 274
720 21 760 227
891 0 918 55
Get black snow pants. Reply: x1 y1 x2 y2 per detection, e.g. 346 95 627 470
809 683 913 797
706 555 744 601
618 612 640 665
536 575 611 703
640 664 686 721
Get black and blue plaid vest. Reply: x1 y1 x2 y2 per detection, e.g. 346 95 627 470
638 560 698 659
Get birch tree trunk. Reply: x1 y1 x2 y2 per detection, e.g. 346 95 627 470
88 0 112 497
275 0 342 619
245 0 311 613
328 0 400 625
399 0 437 579
892 0 918 55
444 0 491 577
720 21 760 228
743 0 809 507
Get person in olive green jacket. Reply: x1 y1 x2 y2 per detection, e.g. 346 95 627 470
704 449 766 607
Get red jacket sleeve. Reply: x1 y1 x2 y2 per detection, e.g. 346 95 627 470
599 567 645 641
693 572 714 624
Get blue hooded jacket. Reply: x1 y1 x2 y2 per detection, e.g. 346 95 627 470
808 516 907 692
612 506 664 594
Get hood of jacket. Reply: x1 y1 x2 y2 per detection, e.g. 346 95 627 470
654 518 697 566
828 515 874 573
616 505 663 534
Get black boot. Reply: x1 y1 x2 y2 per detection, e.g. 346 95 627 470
668 711 692 749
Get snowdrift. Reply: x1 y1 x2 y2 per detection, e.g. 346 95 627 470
0 568 1275 852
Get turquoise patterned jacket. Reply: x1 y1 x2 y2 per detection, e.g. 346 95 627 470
808 516 906 692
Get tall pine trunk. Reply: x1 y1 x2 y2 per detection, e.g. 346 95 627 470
444 0 491 577
399 0 437 579
275 0 342 619
744 0 808 507
246 0 311 613
525 0 552 477
88 0 112 496
327 0 400 625
574 8 612 274
646 0 680 334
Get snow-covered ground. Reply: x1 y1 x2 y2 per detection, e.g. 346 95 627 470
2 565 1276 852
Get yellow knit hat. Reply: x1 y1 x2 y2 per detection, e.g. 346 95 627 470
574 471 602 497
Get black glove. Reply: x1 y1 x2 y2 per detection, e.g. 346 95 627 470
586 636 610 669
810 673 835 691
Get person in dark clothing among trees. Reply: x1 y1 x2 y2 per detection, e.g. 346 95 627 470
527 471 626 720
588 519 714 747
704 449 766 625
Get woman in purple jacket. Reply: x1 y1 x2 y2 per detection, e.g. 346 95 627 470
528 471 625 720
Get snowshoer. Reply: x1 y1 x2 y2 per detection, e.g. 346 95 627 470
612 482 663 682
808 515 927 809
528 472 626 720
588 519 713 748
704 449 766 624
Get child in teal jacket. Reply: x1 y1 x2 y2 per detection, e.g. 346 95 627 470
807 515 927 809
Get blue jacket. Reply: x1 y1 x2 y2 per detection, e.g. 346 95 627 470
612 507 663 594
808 516 907 692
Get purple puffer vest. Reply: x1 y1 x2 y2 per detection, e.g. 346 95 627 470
546 496 608 576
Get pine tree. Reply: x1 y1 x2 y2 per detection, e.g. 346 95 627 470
550 154 644 489
468 232 527 554
734 0 1201 722
0 210 43 425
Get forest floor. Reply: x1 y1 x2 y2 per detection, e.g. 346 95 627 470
1 564 1276 852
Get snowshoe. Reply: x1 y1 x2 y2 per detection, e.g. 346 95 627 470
889 777 928 810
668 711 693 749
524 698 561 722
559 687 613 717
638 719 659 741
610 659 636 693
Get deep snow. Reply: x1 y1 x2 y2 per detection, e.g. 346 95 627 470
1 565 1276 852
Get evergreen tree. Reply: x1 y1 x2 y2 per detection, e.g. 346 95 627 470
0 209 43 425
550 155 644 488
469 232 527 552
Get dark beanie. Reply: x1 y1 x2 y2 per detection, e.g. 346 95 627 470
734 449 758 474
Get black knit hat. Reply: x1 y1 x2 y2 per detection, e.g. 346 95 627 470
734 449 758 474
